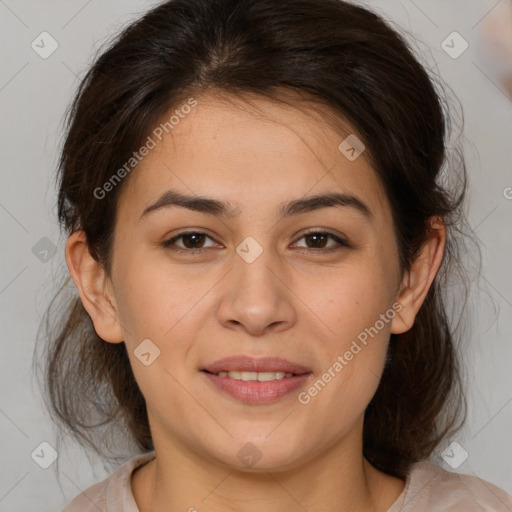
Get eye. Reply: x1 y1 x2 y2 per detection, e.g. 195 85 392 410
292 230 350 252
162 229 350 255
162 231 219 253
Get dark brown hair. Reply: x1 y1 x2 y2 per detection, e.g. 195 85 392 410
35 0 472 479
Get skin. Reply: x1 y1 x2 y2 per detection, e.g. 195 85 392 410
66 90 446 512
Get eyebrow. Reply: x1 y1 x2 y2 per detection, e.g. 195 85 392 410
138 188 372 222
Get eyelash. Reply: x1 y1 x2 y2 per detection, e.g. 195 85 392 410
161 229 351 255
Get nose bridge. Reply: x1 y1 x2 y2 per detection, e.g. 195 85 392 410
232 233 281 300
216 233 296 334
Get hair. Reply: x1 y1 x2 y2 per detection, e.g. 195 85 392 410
35 0 474 479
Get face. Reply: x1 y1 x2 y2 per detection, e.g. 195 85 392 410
99 91 407 471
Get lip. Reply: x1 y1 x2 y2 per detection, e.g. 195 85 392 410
202 371 312 405
202 355 312 374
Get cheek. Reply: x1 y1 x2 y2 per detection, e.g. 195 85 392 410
298 250 397 402
113 247 209 341
315 284 392 392
299 290 393 436
305 257 397 342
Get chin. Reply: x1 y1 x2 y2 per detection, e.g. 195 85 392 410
204 438 309 473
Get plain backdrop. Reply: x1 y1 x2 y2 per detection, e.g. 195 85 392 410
1 0 511 510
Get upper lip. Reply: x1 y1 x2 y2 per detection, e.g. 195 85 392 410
202 355 312 375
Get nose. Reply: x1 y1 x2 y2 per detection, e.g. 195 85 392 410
216 243 297 337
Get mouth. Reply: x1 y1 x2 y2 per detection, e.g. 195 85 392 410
202 355 312 375
200 356 313 404
202 369 306 381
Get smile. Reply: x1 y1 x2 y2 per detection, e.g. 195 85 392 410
207 370 296 381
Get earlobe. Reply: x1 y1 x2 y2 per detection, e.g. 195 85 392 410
65 230 124 343
391 217 446 335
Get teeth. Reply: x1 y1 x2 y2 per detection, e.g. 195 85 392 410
215 371 294 381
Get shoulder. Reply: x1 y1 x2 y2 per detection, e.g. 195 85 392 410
61 451 156 512
396 460 512 511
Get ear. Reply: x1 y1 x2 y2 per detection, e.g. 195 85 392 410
391 217 446 335
65 230 124 343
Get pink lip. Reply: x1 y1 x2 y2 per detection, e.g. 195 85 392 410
202 371 311 405
202 355 311 374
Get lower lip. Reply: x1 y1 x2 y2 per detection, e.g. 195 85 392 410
201 371 311 404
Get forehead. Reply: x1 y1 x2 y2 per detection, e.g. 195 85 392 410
117 90 392 225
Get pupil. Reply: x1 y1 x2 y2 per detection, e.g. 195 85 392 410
184 234 204 248
308 233 326 248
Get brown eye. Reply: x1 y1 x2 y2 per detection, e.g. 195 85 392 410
162 231 218 253
304 233 330 249
180 233 207 249
293 231 350 252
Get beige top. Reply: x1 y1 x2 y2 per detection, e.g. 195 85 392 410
62 451 512 511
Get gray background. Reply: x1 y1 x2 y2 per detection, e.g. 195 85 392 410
1 0 511 510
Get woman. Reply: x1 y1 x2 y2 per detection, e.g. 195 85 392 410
38 0 512 510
